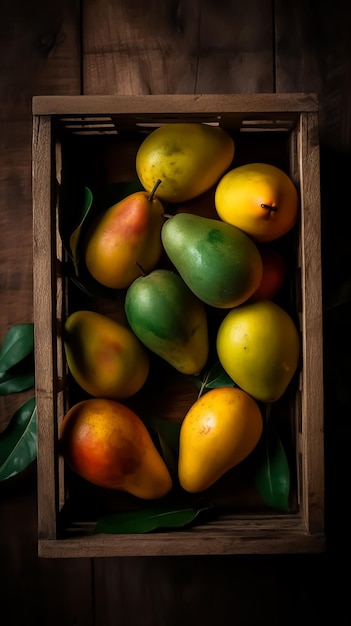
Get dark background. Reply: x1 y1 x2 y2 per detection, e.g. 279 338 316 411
1 1 350 624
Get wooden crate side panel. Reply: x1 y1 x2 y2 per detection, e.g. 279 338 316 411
32 114 59 540
32 93 319 116
38 515 325 558
287 126 303 511
298 112 325 534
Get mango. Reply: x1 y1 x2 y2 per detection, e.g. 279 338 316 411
217 300 300 403
161 213 263 308
178 387 263 493
84 186 164 289
125 268 209 375
63 310 149 399
59 398 173 498
136 123 235 203
215 163 299 242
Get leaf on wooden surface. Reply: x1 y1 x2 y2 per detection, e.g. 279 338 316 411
69 186 93 275
0 323 34 373
0 396 37 480
253 423 290 512
194 361 237 398
0 366 34 395
146 416 181 478
94 501 213 534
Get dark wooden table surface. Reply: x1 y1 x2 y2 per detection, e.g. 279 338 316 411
1 1 350 624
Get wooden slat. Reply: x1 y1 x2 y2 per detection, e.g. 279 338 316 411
32 115 58 540
39 515 325 558
82 0 275 94
32 92 319 115
298 112 324 533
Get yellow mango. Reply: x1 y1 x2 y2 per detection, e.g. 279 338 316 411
178 387 263 493
215 163 299 242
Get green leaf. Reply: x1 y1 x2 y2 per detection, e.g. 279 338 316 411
146 416 181 478
58 179 91 260
94 501 213 534
253 423 290 512
59 179 147 291
0 396 37 480
194 361 237 398
0 323 34 373
69 186 93 275
0 368 35 395
67 264 117 299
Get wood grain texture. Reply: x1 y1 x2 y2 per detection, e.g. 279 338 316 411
1 0 351 623
275 0 351 149
0 0 81 428
298 112 324 533
0 3 93 626
82 0 275 94
90 553 329 626
32 92 319 115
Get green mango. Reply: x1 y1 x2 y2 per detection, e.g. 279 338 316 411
161 214 263 308
125 269 209 376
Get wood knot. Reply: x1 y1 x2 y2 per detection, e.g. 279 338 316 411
38 30 65 57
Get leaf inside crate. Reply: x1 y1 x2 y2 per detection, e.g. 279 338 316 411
194 361 237 398
252 420 290 512
58 179 149 294
69 186 93 275
94 501 213 534
0 396 37 480
66 264 118 299
145 416 181 478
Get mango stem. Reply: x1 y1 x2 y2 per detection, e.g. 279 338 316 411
148 179 162 201
261 203 278 213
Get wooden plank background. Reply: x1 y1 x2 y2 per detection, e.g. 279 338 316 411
1 0 350 624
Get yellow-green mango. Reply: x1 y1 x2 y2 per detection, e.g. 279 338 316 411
217 300 300 403
64 310 149 399
136 123 235 203
161 214 263 308
125 269 209 375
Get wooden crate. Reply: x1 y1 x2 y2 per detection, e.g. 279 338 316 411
32 94 325 557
